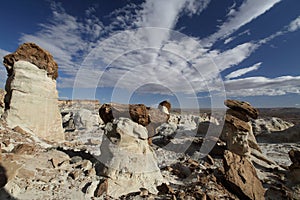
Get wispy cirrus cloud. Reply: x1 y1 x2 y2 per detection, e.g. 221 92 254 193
260 15 300 45
288 16 300 32
225 62 262 80
13 0 299 100
20 2 105 77
202 0 282 46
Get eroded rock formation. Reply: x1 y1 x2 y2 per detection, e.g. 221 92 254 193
252 117 294 135
2 43 64 142
222 99 260 156
98 117 165 198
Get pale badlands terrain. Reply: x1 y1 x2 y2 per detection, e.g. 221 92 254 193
1 100 300 199
0 43 300 200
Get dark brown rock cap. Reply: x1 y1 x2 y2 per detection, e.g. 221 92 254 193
99 103 150 126
99 102 169 127
3 42 58 79
225 99 259 119
289 149 300 169
159 100 171 112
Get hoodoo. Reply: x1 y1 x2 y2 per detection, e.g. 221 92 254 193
2 43 64 142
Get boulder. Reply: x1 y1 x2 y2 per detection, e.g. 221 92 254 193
99 103 150 126
73 109 100 130
223 150 265 200
99 102 169 138
225 114 251 132
2 43 64 142
98 117 165 198
288 149 300 184
61 111 75 132
99 104 114 124
225 99 259 119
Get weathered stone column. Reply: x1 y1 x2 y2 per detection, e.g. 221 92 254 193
98 102 170 198
222 99 260 156
2 43 64 142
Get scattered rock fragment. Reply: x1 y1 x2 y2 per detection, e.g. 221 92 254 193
157 183 174 195
12 126 28 135
223 150 265 200
94 179 107 197
11 143 36 155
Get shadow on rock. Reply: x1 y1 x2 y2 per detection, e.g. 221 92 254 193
0 164 18 200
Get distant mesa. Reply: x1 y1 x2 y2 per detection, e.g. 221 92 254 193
1 42 64 142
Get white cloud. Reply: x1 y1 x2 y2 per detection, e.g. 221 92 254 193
260 15 300 45
202 0 282 46
135 0 210 50
288 16 300 32
224 29 250 44
225 62 262 80
225 76 300 96
20 2 105 77
13 0 299 101
183 0 210 16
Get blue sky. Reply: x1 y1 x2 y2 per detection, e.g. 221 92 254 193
0 0 299 108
